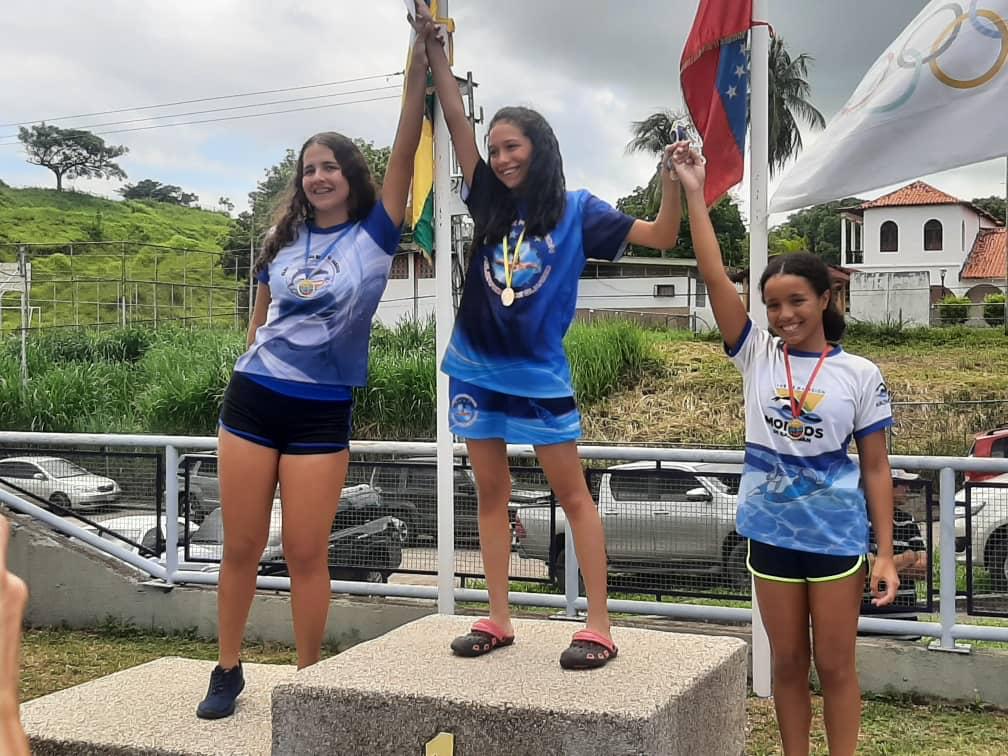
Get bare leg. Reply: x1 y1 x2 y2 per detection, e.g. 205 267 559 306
277 450 348 668
216 428 278 669
466 438 514 636
754 577 813 756
809 569 865 756
535 441 611 640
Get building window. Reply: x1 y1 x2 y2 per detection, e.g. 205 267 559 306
653 284 675 297
389 254 409 279
415 253 434 279
962 220 966 251
694 279 707 307
924 219 943 251
880 221 899 252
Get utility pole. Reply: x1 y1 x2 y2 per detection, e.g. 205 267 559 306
18 246 28 385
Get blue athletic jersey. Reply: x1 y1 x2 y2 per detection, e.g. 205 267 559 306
234 202 400 387
728 321 893 556
440 159 635 398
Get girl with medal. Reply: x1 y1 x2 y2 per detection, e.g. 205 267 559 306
196 6 433 720
669 143 899 756
416 3 682 669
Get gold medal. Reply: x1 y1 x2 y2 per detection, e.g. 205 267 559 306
501 227 526 308
787 418 805 440
501 287 515 307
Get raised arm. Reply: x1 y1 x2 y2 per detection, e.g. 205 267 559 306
415 1 480 186
671 145 748 348
625 145 682 251
380 7 433 227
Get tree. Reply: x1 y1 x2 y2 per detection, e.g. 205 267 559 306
770 198 864 265
616 185 748 267
766 36 826 176
971 196 1007 224
119 179 198 206
218 196 235 213
18 123 127 191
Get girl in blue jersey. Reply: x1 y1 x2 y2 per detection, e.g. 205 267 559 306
418 4 682 669
195 11 433 720
670 143 898 755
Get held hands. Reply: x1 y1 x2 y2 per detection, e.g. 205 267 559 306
869 553 900 607
667 141 706 196
411 1 450 52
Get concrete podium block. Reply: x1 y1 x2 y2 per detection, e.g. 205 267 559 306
21 657 295 756
272 615 747 756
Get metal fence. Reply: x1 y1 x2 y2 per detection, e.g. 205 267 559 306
2 432 1008 650
0 242 249 334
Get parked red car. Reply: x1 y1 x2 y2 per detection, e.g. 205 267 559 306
967 425 1008 482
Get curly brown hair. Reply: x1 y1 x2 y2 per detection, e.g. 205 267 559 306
253 132 377 276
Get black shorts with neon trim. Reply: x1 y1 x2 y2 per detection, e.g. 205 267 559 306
747 539 865 583
219 371 352 455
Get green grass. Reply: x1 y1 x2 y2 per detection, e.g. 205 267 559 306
18 623 1008 754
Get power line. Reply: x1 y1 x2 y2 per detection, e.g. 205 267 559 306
0 72 404 129
0 85 404 141
0 93 404 146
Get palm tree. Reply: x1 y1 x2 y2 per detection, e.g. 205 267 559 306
626 36 825 184
625 109 687 216
767 36 825 176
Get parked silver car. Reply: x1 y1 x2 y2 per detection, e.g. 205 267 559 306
0 456 121 511
515 461 745 589
954 473 1008 591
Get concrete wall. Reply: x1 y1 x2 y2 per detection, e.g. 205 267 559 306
850 270 932 326
4 510 433 649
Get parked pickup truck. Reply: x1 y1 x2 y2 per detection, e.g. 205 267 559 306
514 461 747 589
966 425 1008 482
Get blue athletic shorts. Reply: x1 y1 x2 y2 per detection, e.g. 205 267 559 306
219 371 352 454
448 378 581 446
747 539 864 583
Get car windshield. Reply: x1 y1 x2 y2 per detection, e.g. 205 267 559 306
37 459 90 478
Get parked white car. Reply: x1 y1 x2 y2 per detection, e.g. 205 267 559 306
79 514 197 557
0 456 121 511
954 473 1008 591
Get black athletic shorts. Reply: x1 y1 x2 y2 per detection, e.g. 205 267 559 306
747 539 865 583
218 372 352 455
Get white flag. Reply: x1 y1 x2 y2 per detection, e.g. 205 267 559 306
771 1 1008 213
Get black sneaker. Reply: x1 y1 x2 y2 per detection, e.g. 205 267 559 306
196 661 245 719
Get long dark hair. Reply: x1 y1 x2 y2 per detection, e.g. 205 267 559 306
467 106 566 267
759 252 846 342
253 132 377 276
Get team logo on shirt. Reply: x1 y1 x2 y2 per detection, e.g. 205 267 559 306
764 388 826 441
450 393 479 428
284 259 340 300
483 221 556 303
875 382 891 407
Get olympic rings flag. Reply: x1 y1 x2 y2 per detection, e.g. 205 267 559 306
771 0 1008 213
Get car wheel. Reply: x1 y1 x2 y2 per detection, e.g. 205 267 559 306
725 539 750 592
395 511 419 547
49 492 72 512
985 534 1008 592
329 566 384 583
553 539 586 595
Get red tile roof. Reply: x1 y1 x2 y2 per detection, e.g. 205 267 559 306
962 228 1007 280
860 181 961 209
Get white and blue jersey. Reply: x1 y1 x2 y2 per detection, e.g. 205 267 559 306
234 202 400 395
440 159 635 398
728 321 893 556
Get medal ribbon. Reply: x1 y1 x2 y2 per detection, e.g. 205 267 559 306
783 344 829 421
502 226 527 291
304 225 352 278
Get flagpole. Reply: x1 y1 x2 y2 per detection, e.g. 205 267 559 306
1003 155 1007 335
749 0 772 699
433 0 456 616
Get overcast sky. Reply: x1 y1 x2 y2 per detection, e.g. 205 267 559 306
1 1 1003 231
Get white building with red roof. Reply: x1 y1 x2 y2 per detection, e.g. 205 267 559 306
838 181 1005 325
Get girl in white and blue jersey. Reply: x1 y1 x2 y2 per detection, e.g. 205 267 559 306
195 10 434 721
419 3 682 670
670 143 899 756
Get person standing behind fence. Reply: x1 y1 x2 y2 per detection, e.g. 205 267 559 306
195 10 433 721
416 3 682 669
669 142 899 756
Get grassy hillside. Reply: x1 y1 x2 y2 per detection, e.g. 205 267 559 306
0 186 232 249
0 187 241 331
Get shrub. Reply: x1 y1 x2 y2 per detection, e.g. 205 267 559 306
983 293 1006 327
937 295 971 325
